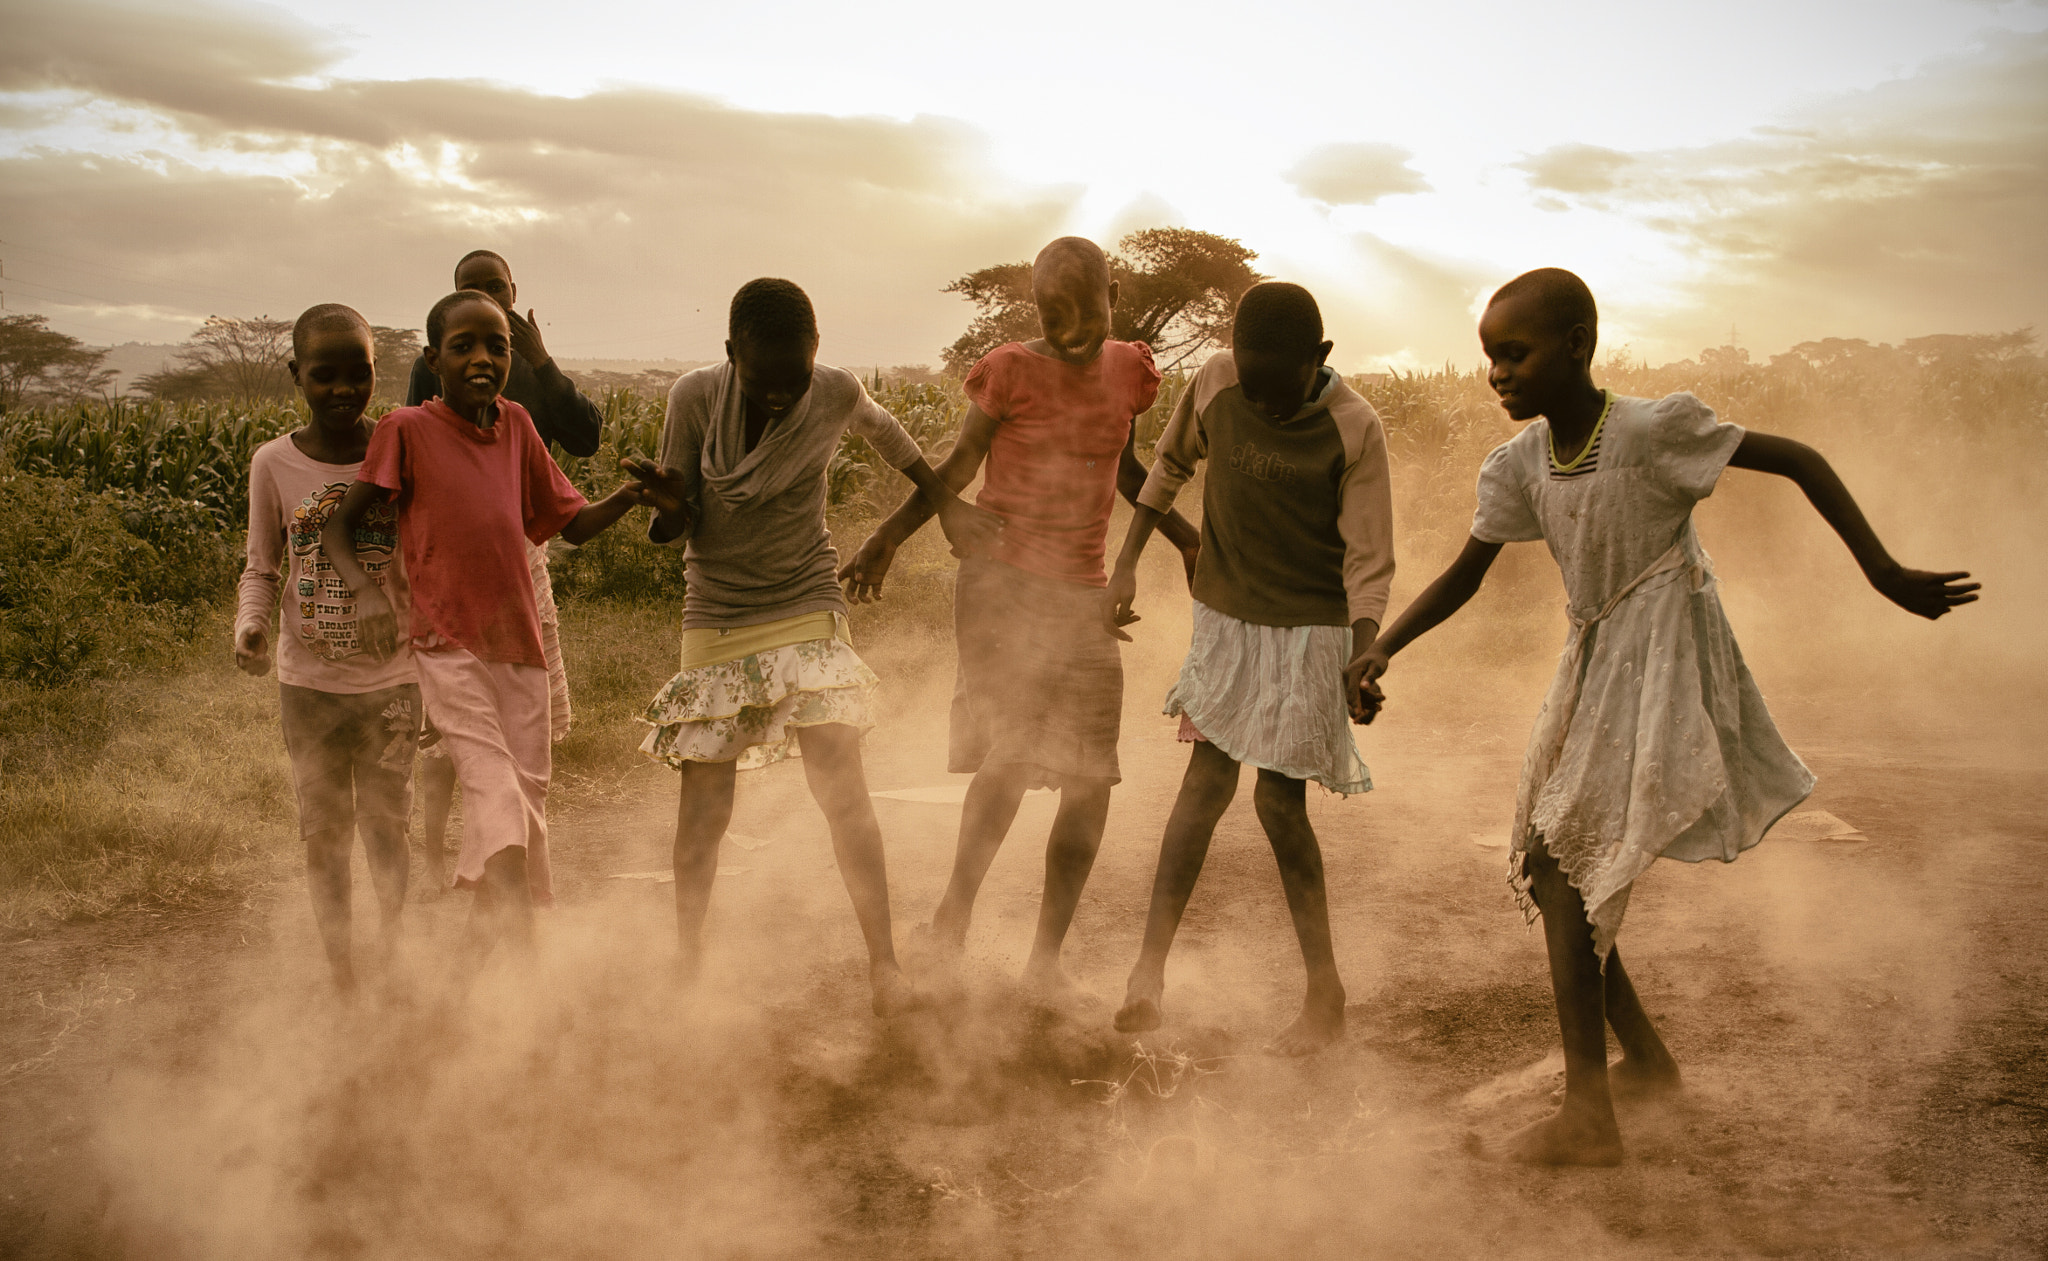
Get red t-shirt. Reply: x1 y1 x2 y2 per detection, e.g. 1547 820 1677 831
965 340 1161 587
358 398 586 667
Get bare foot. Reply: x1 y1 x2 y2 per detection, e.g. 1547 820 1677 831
1114 971 1165 1033
1262 990 1345 1057
870 962 926 1018
1021 962 1103 1013
1610 1052 1682 1101
1465 1102 1623 1167
671 944 703 991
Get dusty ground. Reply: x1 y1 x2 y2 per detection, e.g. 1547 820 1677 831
2 657 2044 1258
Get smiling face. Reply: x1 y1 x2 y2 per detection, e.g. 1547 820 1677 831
1235 339 1333 423
1032 267 1117 366
424 297 512 419
1479 292 1592 422
727 332 817 422
290 325 376 434
453 253 517 313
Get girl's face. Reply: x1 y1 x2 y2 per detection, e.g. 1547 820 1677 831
1236 341 1333 423
728 333 817 421
290 328 376 433
1033 274 1116 366
425 299 512 419
1480 293 1592 422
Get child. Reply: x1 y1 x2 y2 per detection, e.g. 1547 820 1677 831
840 237 1201 1000
1102 282 1394 1055
1357 268 1978 1164
407 249 593 891
630 278 1001 1016
323 290 650 962
235 303 418 994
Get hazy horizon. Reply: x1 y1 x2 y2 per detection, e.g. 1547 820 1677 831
3 0 2044 373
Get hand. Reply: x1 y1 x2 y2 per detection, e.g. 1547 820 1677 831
356 586 399 663
620 458 693 529
1178 540 1199 591
1871 564 1979 620
234 624 271 677
1102 563 1140 642
507 307 550 369
838 533 897 604
936 497 1004 562
1344 648 1390 725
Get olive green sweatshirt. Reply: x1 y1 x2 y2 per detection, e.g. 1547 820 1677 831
1137 353 1394 628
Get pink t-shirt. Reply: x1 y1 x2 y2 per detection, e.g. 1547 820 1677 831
964 340 1161 587
358 398 586 668
235 432 415 693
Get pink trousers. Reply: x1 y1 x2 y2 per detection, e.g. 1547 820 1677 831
415 648 554 906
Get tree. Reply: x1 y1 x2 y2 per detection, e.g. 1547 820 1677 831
0 314 114 411
136 315 294 404
371 325 420 402
941 229 1266 375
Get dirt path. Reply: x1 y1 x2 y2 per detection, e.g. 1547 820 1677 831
2 680 2045 1258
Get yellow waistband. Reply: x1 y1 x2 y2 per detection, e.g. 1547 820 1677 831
679 610 850 670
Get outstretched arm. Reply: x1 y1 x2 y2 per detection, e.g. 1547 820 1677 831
1351 536 1505 724
1116 431 1200 586
840 404 1001 602
1728 432 1978 619
319 481 400 662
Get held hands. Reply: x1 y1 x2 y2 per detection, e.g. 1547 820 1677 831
838 533 897 604
1870 563 1979 620
234 625 271 677
1344 647 1390 725
1101 562 1141 642
619 458 693 534
507 307 550 369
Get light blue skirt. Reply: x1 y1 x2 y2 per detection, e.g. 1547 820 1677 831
1163 601 1371 794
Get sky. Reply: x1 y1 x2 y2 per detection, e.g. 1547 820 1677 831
1 0 2044 372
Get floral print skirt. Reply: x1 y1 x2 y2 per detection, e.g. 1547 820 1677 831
638 635 879 770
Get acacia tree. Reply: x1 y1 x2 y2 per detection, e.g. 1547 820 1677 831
0 314 114 410
137 315 294 404
941 229 1266 375
371 325 420 402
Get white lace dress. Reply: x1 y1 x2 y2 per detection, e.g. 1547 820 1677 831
1472 392 1815 958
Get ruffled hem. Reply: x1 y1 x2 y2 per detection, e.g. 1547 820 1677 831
638 636 878 770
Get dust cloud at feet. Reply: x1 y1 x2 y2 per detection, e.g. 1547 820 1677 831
2 651 2044 1258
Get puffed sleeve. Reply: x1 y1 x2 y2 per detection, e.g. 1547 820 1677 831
962 347 1010 418
1469 438 1544 544
1125 341 1162 415
1647 392 1745 503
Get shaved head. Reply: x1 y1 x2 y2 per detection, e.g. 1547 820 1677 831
1233 281 1324 355
1031 236 1111 297
291 302 370 359
1488 267 1599 355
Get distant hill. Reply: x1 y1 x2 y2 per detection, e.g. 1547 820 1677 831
93 343 185 394
557 358 715 376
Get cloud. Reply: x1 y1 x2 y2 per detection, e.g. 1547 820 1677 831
1515 144 1634 195
1511 30 2048 358
0 0 1073 363
1286 143 1430 207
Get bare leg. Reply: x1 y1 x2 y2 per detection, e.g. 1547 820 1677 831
671 759 737 985
1020 775 1114 997
305 826 355 994
1254 770 1347 1056
1116 742 1241 1032
360 815 410 969
794 724 919 1017
1604 947 1682 1098
929 763 1033 950
464 845 533 972
419 755 457 893
1469 842 1624 1166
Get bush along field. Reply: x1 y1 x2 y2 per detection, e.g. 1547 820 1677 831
0 332 2040 930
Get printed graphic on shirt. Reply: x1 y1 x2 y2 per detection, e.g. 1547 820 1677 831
1229 439 1298 486
286 482 399 661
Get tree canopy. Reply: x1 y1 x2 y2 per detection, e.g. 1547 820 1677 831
941 229 1266 375
0 315 113 411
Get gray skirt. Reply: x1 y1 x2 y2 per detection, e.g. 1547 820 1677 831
949 556 1123 786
